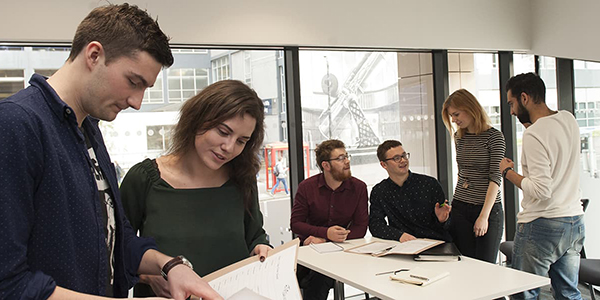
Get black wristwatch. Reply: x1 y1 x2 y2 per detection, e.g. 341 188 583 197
502 167 514 179
161 255 193 281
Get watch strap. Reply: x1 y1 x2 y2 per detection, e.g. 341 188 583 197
502 167 514 178
161 255 185 281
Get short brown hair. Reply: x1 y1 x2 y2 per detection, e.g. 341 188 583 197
315 139 346 172
68 3 173 67
441 89 491 139
169 80 264 210
377 140 402 161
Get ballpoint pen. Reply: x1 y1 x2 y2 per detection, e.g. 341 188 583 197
373 245 396 255
376 268 409 276
410 274 430 281
345 220 353 230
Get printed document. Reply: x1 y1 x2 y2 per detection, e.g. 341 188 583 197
197 239 302 300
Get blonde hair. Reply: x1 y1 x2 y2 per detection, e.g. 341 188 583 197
441 89 491 139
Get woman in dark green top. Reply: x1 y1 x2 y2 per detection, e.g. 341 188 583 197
120 80 271 297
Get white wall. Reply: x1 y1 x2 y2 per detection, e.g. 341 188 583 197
1 0 530 52
531 0 600 62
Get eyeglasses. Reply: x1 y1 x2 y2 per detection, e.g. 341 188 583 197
325 154 351 163
383 153 410 163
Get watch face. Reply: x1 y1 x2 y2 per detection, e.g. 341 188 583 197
179 255 194 270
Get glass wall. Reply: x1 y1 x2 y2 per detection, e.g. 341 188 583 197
574 59 600 256
298 50 437 192
513 56 559 209
0 46 289 245
447 52 500 194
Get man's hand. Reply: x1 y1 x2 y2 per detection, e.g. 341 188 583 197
140 274 171 298
166 265 223 300
474 215 489 237
399 233 416 243
499 158 514 176
251 244 272 262
303 236 326 245
434 200 451 222
327 225 350 242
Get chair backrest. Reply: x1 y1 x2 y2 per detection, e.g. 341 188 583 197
582 199 589 212
581 199 589 258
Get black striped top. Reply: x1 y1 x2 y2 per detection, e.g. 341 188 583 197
453 127 506 205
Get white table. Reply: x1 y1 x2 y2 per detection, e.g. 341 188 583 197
298 238 550 300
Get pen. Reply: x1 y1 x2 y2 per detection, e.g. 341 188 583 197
345 220 353 230
375 270 396 276
410 274 430 281
376 268 409 276
374 245 396 255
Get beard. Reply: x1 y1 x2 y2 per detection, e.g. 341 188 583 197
516 100 531 124
331 167 351 182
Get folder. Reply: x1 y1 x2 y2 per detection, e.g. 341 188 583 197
414 242 461 262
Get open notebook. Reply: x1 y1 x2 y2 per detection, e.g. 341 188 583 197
390 267 449 286
346 239 444 257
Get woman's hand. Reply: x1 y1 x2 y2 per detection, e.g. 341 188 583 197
252 244 272 262
473 215 489 237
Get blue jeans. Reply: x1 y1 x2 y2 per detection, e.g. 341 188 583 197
510 215 585 300
271 177 289 194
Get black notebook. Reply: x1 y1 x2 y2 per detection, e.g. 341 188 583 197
414 242 461 261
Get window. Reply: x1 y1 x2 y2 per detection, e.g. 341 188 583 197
448 52 501 192
574 59 600 255
212 56 230 82
0 69 25 100
146 125 175 151
299 50 437 190
167 68 207 103
143 70 165 104
34 69 58 78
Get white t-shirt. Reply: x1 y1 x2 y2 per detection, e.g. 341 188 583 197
518 110 584 223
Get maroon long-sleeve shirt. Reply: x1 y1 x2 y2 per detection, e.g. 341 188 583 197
290 173 369 243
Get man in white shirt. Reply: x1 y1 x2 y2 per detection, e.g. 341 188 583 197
500 72 585 300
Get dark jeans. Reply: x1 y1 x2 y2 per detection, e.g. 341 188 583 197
297 264 335 300
451 200 504 263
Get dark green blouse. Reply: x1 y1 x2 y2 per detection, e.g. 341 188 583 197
120 159 269 295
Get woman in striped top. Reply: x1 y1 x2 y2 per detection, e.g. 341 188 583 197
442 89 506 263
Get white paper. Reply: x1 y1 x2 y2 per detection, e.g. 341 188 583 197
228 287 272 300
309 242 343 253
208 245 302 300
347 241 396 254
389 239 440 254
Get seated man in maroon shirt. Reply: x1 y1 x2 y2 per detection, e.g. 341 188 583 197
290 139 369 300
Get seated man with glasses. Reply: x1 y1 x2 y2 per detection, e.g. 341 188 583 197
291 139 368 300
369 140 452 243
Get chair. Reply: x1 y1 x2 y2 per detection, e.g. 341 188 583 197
499 240 515 266
579 258 600 300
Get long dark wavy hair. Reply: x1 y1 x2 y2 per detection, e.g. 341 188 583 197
168 80 265 211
